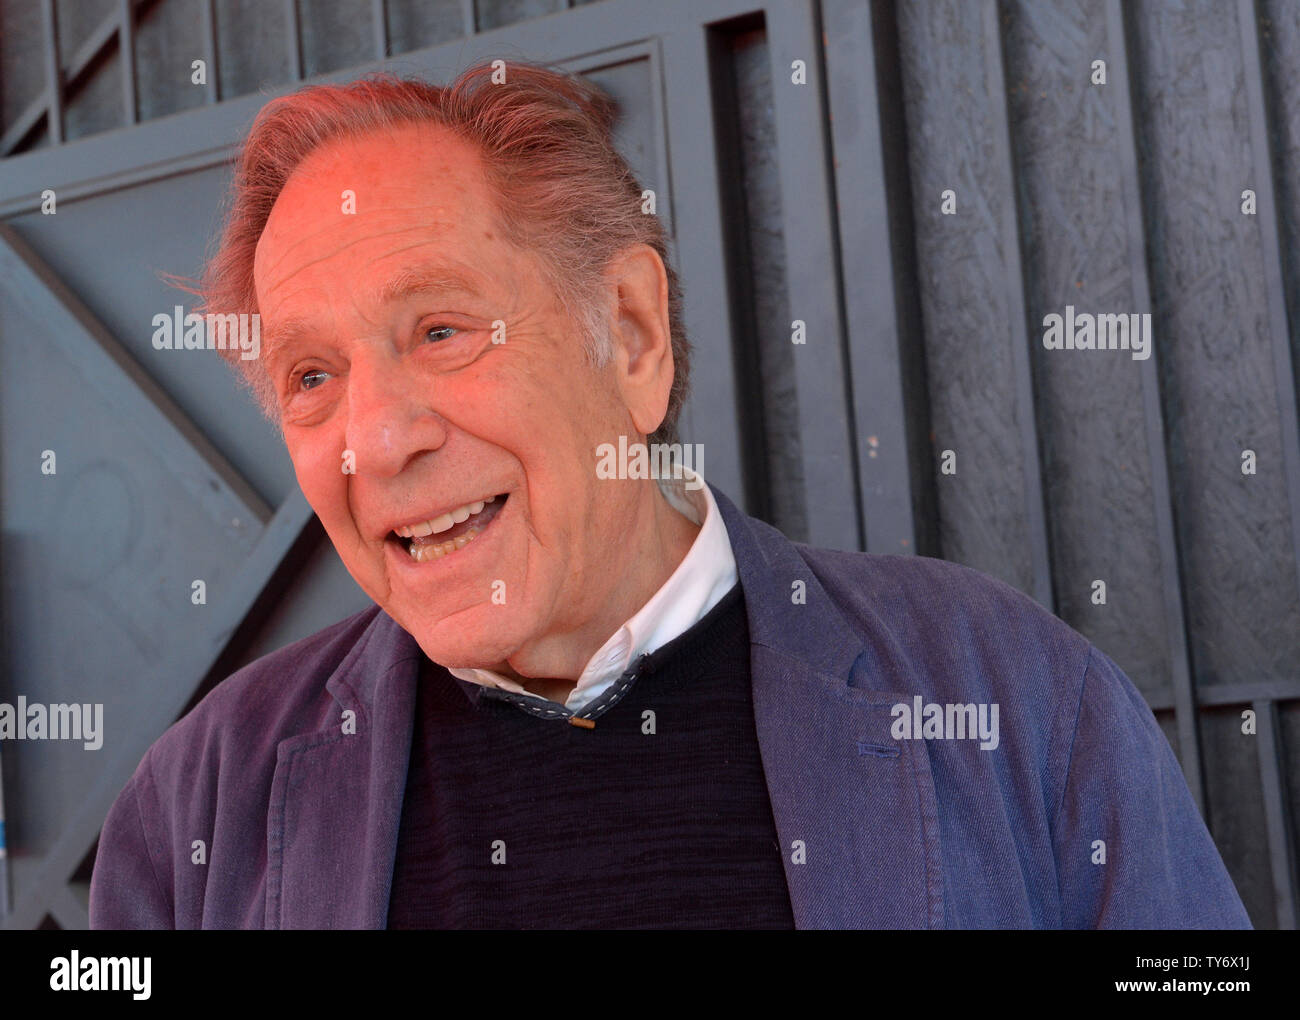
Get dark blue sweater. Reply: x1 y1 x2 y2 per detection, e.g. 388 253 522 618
386 583 795 929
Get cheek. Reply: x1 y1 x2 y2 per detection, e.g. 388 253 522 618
450 366 547 462
286 434 349 521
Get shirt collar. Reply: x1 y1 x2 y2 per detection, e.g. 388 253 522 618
446 465 738 713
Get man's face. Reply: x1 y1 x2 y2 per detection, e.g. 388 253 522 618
253 122 639 670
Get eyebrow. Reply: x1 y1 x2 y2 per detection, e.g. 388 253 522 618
261 262 487 367
373 262 484 306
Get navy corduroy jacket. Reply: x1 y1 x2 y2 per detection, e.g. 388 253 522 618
89 484 1251 928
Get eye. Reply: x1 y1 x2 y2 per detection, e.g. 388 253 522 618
298 369 330 391
425 325 458 343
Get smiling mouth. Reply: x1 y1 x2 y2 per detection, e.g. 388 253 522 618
390 493 508 562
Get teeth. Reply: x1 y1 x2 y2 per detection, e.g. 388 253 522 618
395 496 499 539
407 525 486 561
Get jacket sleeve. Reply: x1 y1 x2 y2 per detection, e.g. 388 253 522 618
89 753 176 930
1052 645 1252 929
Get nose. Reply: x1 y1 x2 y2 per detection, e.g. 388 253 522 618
343 347 446 477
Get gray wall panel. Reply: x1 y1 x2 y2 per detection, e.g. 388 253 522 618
1131 0 1300 687
300 0 377 76
896 0 1037 595
136 0 210 121
61 37 125 140
1003 0 1172 692
1202 705 1276 929
6 168 298 509
1279 702 1300 912
1263 0 1300 377
1 0 48 129
731 22 808 542
215 0 298 95
478 0 558 33
0 254 260 853
55 0 118 66
384 0 466 50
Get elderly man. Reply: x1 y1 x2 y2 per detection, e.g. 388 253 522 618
89 61 1249 929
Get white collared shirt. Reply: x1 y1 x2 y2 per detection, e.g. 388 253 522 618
447 466 738 713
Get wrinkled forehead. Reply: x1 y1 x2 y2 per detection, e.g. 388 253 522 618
253 122 496 288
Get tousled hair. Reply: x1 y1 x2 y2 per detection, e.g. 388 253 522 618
187 60 689 444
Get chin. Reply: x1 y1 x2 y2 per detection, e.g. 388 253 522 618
401 606 531 670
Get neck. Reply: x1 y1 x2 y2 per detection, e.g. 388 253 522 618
493 479 701 701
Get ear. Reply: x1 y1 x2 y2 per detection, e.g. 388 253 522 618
605 244 673 438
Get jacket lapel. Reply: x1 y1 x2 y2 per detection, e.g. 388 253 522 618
265 613 420 929
711 484 945 928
